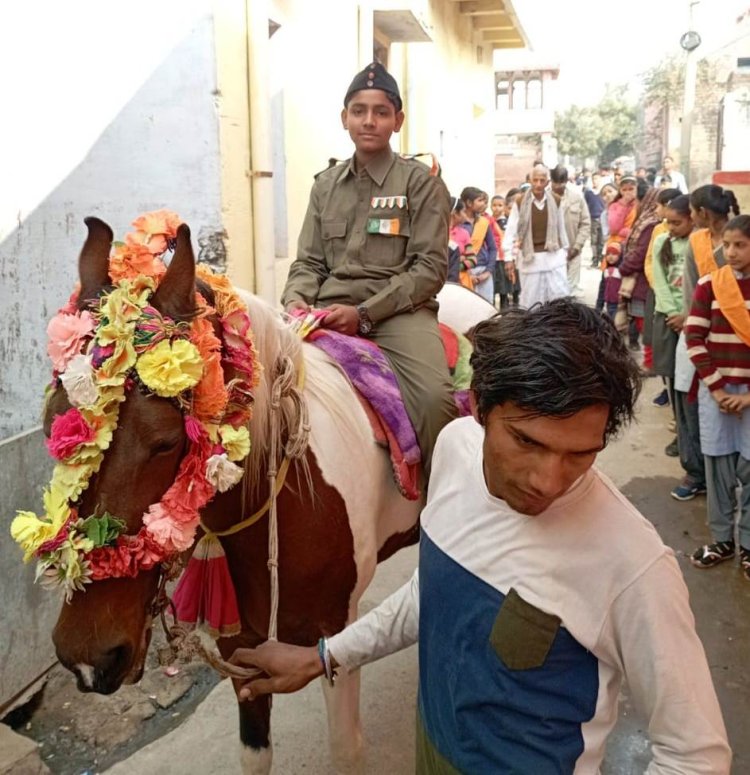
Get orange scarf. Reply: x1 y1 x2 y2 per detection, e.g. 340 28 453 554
470 216 490 255
691 229 719 277
711 264 750 347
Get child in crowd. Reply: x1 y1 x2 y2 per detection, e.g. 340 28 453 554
595 180 636 314
448 197 476 284
460 187 496 303
686 215 750 580
490 193 519 309
671 185 741 501
650 195 693 454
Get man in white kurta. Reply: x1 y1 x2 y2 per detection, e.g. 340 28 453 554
503 164 570 308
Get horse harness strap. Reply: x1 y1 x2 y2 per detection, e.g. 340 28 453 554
198 358 306 540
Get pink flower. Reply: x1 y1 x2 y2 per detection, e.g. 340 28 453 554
46 408 96 460
144 506 196 552
88 529 163 580
47 311 95 372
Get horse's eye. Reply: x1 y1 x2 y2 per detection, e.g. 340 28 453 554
151 439 181 456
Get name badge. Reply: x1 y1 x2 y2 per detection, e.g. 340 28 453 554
367 218 400 235
370 195 408 209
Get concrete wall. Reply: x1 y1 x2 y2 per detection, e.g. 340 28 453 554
0 0 224 705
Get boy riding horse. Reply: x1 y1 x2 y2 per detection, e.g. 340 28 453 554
281 62 456 478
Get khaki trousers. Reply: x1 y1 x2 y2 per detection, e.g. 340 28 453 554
369 308 457 478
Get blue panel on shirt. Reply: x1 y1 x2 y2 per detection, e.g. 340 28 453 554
418 532 599 774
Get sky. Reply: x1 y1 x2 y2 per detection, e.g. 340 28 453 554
502 0 749 106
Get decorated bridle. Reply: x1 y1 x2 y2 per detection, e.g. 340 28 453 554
11 211 261 602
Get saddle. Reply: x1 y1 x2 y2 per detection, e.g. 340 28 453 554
303 323 473 500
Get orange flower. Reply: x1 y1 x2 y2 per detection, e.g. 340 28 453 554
109 241 167 283
190 317 228 421
131 210 182 239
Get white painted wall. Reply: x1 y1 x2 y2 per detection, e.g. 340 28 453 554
0 0 223 440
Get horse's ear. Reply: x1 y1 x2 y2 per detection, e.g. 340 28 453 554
150 224 197 321
79 217 113 305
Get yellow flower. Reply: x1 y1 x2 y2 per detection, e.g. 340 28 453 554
11 485 72 562
219 424 251 462
136 339 203 397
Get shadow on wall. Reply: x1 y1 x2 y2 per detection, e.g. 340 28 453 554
0 13 225 443
0 14 227 708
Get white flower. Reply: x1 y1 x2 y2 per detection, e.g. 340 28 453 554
206 453 244 493
60 353 98 408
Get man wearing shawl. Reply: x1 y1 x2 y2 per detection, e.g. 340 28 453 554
502 164 570 308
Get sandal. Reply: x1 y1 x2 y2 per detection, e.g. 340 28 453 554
740 547 750 581
690 541 735 569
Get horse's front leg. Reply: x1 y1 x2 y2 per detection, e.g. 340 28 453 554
236 692 273 775
321 666 364 773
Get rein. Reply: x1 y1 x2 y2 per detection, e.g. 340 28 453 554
156 352 310 679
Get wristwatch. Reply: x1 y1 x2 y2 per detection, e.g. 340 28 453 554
356 304 374 336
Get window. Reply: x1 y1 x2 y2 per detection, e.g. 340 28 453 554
512 80 525 111
496 79 510 111
526 78 542 109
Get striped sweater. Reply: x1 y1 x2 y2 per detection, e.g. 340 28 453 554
685 272 750 392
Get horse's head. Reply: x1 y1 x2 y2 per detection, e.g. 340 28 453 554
45 218 202 693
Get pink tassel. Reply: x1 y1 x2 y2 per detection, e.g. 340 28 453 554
172 534 241 638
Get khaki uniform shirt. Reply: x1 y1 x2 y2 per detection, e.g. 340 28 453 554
281 147 450 324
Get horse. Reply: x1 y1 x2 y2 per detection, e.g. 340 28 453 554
43 218 494 774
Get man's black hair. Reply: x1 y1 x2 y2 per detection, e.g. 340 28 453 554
470 299 641 442
550 164 568 184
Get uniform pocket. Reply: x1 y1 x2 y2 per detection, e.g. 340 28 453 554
321 220 347 266
489 587 560 670
365 208 411 266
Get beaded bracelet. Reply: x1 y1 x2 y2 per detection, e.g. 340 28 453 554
317 637 336 687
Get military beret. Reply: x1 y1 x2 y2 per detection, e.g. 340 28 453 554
344 62 402 112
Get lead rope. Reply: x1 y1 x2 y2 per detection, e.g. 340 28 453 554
159 354 309 680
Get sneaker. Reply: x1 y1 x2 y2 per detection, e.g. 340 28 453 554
671 481 707 501
652 389 669 407
691 540 735 568
664 438 679 457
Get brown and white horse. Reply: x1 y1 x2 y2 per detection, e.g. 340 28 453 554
46 221 493 773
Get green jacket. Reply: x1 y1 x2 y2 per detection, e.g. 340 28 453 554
281 147 450 324
651 233 689 316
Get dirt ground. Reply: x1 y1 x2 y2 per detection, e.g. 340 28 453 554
3 627 218 775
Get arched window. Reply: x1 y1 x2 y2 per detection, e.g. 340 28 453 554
512 80 525 110
496 79 510 111
526 78 542 109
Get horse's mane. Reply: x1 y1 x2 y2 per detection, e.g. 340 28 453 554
237 291 305 499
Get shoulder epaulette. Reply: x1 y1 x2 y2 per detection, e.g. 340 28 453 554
314 157 346 179
400 152 441 177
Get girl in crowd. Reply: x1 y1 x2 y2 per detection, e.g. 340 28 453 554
650 195 693 448
594 183 619 313
448 197 476 284
686 215 750 579
596 179 638 315
619 187 661 345
671 185 741 500
460 187 496 304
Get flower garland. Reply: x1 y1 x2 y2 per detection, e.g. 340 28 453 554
10 210 260 600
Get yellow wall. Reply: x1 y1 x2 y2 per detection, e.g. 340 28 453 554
220 0 509 296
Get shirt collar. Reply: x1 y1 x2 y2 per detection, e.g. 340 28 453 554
338 147 396 186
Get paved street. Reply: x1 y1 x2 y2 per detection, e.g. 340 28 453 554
106 266 750 774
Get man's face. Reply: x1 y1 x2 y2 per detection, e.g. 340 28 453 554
491 198 504 219
479 401 608 516
663 157 674 171
341 90 404 155
550 179 566 197
591 173 601 189
531 170 548 198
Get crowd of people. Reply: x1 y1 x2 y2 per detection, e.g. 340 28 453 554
450 161 749 583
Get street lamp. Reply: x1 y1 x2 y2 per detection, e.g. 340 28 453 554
679 1 702 187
